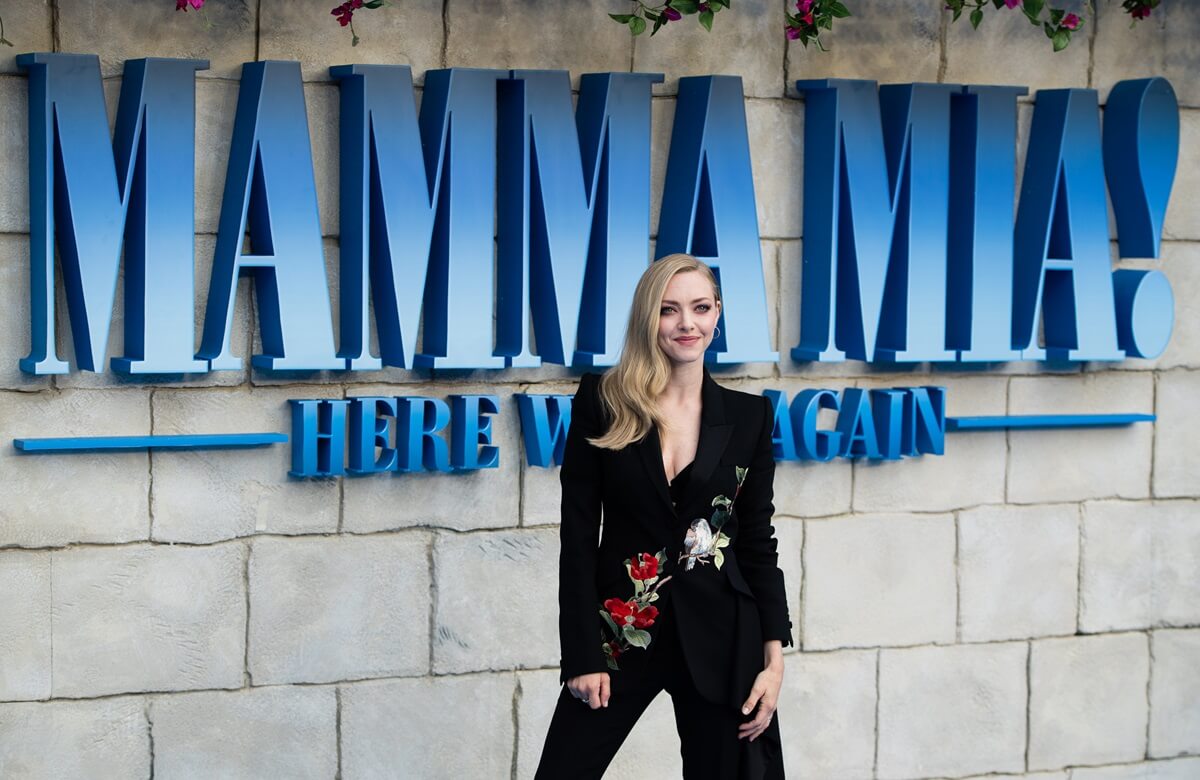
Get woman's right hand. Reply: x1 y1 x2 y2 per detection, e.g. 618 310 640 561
566 672 611 710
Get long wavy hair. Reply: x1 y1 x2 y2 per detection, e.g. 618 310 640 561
587 253 722 451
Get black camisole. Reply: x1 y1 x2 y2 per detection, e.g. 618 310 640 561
667 460 695 507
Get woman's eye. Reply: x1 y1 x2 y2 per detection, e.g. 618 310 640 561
660 307 674 315
696 304 710 312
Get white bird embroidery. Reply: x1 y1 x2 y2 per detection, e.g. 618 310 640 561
681 518 716 570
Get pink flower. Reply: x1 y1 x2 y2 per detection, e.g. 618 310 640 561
1131 6 1152 19
331 0 363 27
786 24 801 39
662 7 682 21
175 0 205 10
1003 0 1021 8
796 0 814 11
1060 12 1080 29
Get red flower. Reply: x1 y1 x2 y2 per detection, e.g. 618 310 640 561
331 0 363 27
604 598 658 629
1061 13 1080 30
606 642 624 659
1131 6 1152 19
175 0 205 10
629 552 659 580
662 7 682 21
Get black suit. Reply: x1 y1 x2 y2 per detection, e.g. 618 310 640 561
539 367 792 778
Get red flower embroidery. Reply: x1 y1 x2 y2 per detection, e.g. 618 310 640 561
628 552 659 580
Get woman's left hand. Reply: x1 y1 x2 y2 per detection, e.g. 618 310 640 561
738 660 783 741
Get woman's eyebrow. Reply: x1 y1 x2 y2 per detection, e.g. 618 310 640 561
661 297 713 305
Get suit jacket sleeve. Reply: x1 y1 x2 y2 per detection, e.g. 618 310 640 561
557 373 610 682
733 394 794 647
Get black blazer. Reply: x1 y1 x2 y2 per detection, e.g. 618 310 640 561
558 367 793 707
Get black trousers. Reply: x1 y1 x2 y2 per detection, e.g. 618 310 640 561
535 605 784 779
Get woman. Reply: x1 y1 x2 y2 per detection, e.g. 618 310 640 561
535 254 792 779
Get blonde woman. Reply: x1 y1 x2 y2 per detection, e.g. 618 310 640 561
535 254 791 779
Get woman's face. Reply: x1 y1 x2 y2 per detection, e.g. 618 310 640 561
656 270 721 366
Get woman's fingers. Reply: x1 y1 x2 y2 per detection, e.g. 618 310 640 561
599 674 611 708
741 684 764 715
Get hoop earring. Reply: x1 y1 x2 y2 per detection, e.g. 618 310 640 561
713 326 721 338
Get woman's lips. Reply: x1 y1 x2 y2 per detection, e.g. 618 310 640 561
676 336 700 344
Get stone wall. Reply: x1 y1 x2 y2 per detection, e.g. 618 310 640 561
0 0 1197 778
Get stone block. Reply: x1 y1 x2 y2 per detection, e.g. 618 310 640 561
151 386 340 543
515 667 683 780
248 533 431 684
1154 370 1200 497
944 0 1090 92
0 551 51 701
445 0 632 91
774 458 853 519
1070 758 1200 780
878 642 1027 779
57 0 257 80
342 382 522 533
433 527 559 673
0 3 53 75
803 513 956 649
150 686 337 779
1028 632 1150 770
1116 244 1200 372
1149 628 1200 758
0 389 150 547
776 648 876 778
0 696 149 777
195 80 240 235
1008 372 1154 503
746 99 804 239
1164 110 1200 242
0 237 51 391
854 375 1008 513
633 0 785 99
340 674 515 778
1092 2 1200 109
1082 499 1200 631
51 543 246 697
306 83 339 238
786 0 941 93
0 77 29 234
259 0 444 84
959 503 1079 642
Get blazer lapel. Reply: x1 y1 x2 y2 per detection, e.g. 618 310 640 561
634 366 734 523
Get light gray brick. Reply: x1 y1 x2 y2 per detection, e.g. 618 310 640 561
248 533 431 685
151 386 340 544
1029 633 1150 770
1154 370 1200 497
341 674 514 779
786 0 940 94
1008 372 1154 503
746 99 804 239
446 0 632 91
57 0 257 80
803 513 956 650
1149 628 1200 758
0 389 150 547
151 686 337 780
0 551 51 701
854 375 1008 513
0 236 51 391
1163 110 1200 241
1093 2 1200 109
0 696 149 778
342 383 522 534
944 0 1090 92
1071 757 1200 780
52 543 245 697
259 0 444 84
0 77 29 234
960 503 1079 642
777 649 876 778
772 516 802 652
0 3 53 75
633 0 784 99
433 527 558 673
878 642 1027 779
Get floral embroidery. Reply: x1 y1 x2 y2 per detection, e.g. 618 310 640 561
677 465 748 571
598 549 672 671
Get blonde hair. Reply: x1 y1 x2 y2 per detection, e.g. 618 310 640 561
588 253 722 451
